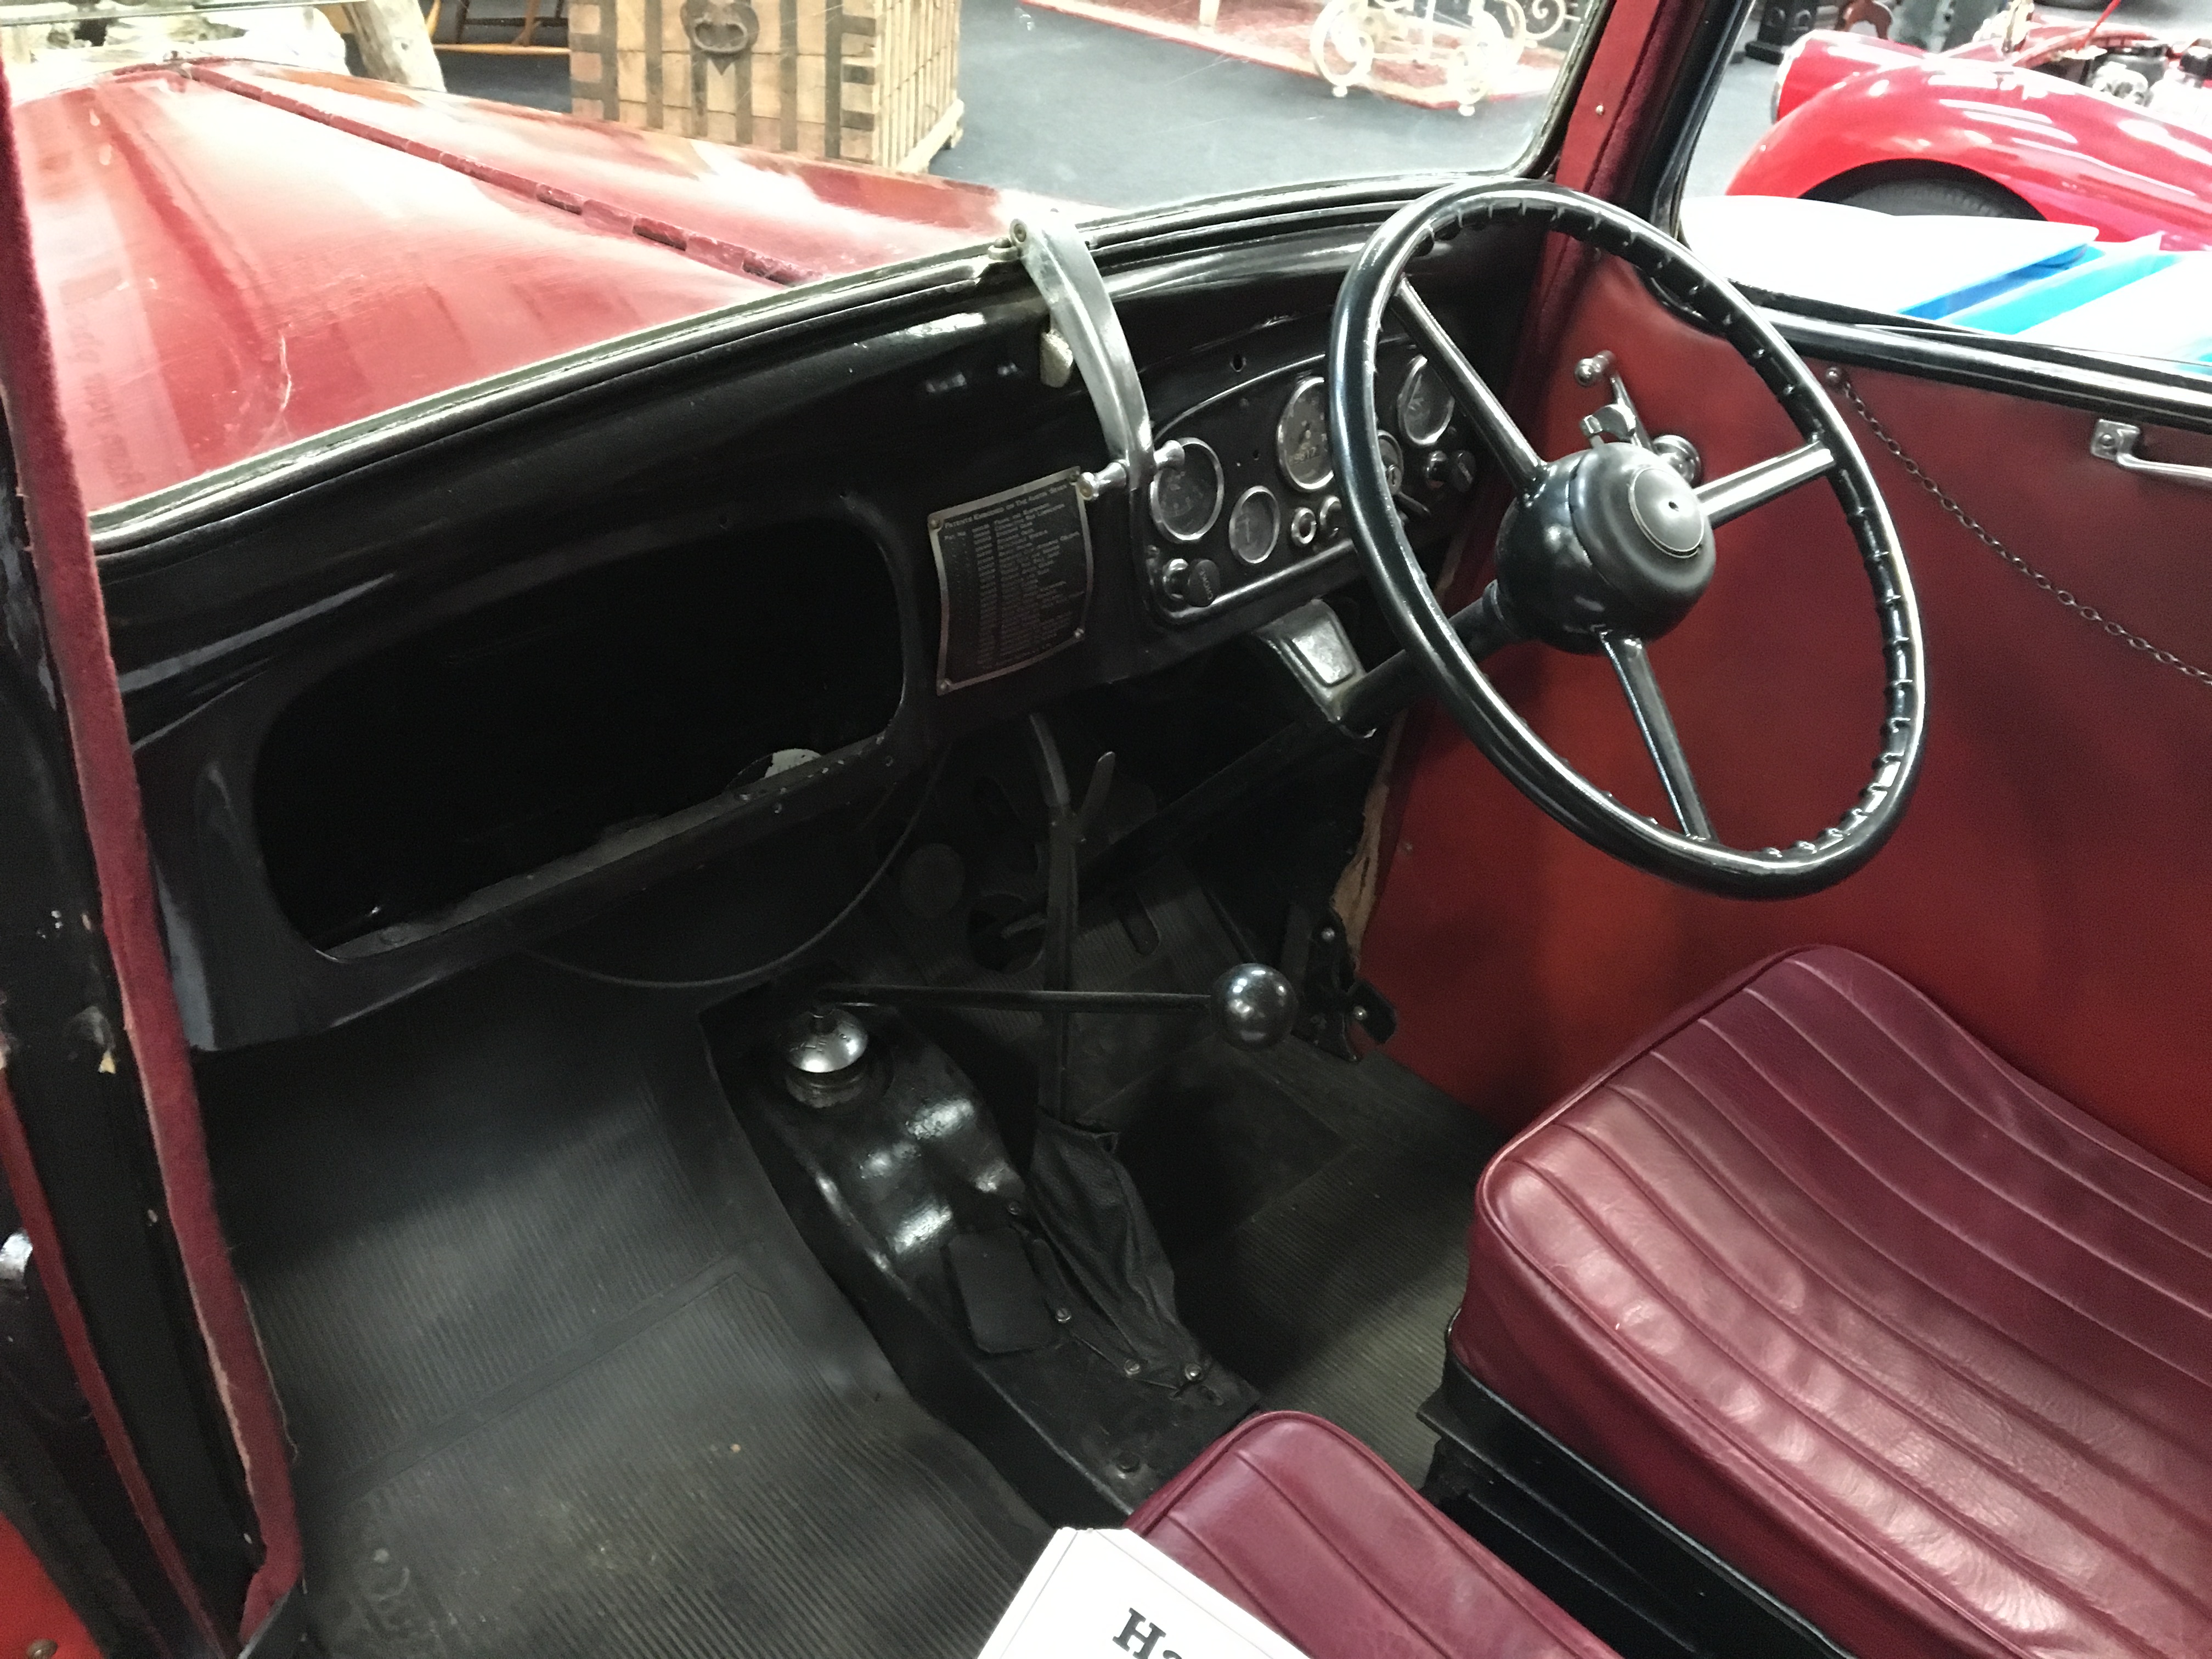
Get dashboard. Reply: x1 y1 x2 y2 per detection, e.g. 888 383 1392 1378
1146 341 1466 622
104 221 1532 1049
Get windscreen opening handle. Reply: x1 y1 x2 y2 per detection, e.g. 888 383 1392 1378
1005 215 1180 518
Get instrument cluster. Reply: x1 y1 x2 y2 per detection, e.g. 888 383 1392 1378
1144 342 1475 622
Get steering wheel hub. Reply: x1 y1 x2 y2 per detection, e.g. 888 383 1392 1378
1496 442 1717 652
1325 179 1927 897
1629 462 1707 556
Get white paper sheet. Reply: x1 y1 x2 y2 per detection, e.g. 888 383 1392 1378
977 1528 1315 1659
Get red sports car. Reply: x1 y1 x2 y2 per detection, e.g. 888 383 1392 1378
1729 18 2212 247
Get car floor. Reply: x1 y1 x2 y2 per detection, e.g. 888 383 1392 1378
201 956 1048 1659
201 828 1496 1653
1134 1037 1501 1481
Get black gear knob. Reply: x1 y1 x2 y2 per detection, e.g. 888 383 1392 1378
1210 963 1299 1050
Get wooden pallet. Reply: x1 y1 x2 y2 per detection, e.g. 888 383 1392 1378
570 0 961 170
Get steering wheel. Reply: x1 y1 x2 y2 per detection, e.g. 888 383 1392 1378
1327 180 1927 899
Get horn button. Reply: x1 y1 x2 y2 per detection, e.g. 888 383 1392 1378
1494 441 1717 651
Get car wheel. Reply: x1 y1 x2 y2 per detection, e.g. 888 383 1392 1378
1838 176 2040 218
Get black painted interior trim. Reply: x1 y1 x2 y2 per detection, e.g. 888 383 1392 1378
1422 1357 1857 1659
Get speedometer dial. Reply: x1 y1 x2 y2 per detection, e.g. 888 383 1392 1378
1149 439 1224 543
1396 356 1454 445
1276 376 1334 493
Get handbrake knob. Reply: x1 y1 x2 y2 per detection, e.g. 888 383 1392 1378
1210 964 1299 1050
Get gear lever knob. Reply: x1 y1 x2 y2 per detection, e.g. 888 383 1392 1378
1210 964 1299 1050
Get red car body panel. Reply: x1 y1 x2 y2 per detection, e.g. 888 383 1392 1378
17 61 1042 515
1728 28 2212 252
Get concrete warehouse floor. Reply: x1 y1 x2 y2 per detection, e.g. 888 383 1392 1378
438 0 2212 209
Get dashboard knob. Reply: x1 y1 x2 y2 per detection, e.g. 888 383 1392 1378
1160 556 1222 610
1445 450 1480 494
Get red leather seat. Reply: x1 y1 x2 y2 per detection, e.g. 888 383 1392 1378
1454 946 2212 1659
1129 1411 1617 1659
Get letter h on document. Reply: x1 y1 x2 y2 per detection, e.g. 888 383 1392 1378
1115 1608 1183 1659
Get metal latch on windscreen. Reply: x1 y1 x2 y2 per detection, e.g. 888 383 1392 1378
998 215 1213 612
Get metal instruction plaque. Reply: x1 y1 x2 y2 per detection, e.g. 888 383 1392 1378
928 468 1093 693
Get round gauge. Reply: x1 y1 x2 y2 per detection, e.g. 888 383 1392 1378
1276 375 1334 493
1377 432 1405 494
1396 356 1455 446
1227 486 1282 567
1149 439 1224 544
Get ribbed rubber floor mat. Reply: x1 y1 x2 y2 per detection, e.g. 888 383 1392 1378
1134 1040 1501 1481
201 959 1047 1659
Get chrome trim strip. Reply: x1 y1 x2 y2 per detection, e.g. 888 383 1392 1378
1769 311 2212 437
89 249 1005 557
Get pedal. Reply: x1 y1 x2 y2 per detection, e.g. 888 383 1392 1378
949 1228 1058 1355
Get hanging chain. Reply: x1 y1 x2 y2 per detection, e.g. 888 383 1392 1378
1825 368 2212 690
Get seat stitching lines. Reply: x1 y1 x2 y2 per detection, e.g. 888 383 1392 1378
1782 964 2212 1266
1231 1460 1483 1659
1648 1040 2212 1503
1691 1005 2212 1398
1517 1156 2164 1659
1623 1057 2212 1522
1151 1516 1279 1624
1634 1046 2212 1488
1789 959 2212 1210
1561 1114 2212 1613
1741 981 2212 1312
1478 1153 2017 1652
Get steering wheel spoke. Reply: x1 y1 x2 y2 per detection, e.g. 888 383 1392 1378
1697 439 1836 527
1391 281 1544 489
1600 634 1713 840
1329 179 1925 898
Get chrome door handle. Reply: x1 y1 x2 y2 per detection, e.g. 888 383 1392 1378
2090 420 2212 490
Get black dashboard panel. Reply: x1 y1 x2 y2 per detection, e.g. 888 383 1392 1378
1140 335 1467 624
115 222 1538 1048
256 521 901 953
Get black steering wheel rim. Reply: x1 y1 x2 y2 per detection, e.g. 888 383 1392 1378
1327 179 1927 900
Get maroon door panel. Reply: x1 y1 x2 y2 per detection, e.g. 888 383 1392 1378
2 69 301 1643
1359 256 2212 1187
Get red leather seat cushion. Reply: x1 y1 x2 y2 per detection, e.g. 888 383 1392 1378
1454 946 2212 1659
1129 1411 1617 1659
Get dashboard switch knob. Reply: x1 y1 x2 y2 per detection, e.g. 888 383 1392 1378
1159 556 1222 610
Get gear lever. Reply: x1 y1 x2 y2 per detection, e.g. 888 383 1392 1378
812 715 1284 1392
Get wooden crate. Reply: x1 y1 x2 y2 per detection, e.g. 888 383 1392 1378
569 0 962 171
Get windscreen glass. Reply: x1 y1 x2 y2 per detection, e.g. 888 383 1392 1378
5 0 1604 515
